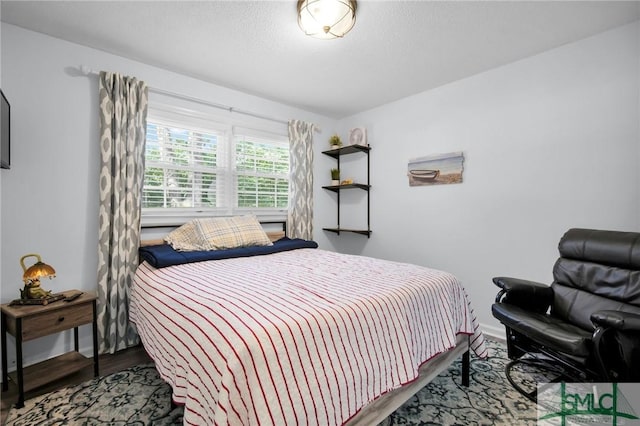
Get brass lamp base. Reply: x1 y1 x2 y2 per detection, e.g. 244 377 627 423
20 282 53 300
10 283 60 306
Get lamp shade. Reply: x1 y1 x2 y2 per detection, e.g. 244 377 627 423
297 0 357 39
20 253 56 283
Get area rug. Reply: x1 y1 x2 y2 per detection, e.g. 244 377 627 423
5 339 541 425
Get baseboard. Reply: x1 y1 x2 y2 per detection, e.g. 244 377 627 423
479 323 505 342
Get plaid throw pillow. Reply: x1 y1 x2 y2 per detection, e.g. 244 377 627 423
194 215 273 250
164 220 208 251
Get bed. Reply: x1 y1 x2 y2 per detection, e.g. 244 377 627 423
131 219 486 426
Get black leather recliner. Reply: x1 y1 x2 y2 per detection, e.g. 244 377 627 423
492 228 640 401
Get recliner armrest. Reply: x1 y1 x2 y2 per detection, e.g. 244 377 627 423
591 310 640 332
591 310 640 381
492 276 553 313
493 276 549 292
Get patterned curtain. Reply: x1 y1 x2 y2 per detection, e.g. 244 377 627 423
96 71 148 354
287 120 315 239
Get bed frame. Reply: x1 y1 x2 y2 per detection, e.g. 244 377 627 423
139 219 471 425
348 334 469 425
140 220 287 246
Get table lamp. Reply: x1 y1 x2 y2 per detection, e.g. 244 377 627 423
20 253 56 300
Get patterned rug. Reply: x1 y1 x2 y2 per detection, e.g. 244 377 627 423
5 339 542 425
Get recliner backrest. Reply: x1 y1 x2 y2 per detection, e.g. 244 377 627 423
550 228 640 331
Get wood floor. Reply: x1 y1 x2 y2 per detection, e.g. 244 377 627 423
0 345 152 425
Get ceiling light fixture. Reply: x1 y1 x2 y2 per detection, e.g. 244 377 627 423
297 0 357 40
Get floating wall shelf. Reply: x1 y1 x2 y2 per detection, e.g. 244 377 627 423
322 144 371 238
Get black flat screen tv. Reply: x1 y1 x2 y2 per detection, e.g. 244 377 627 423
1 89 10 169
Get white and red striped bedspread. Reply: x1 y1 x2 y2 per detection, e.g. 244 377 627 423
131 248 486 426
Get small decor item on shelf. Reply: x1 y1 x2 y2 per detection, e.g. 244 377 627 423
341 178 353 185
10 253 64 305
348 128 367 146
331 168 340 185
329 134 343 149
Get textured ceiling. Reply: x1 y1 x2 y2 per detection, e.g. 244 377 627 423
2 1 639 118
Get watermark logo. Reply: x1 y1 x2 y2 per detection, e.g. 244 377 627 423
538 383 640 425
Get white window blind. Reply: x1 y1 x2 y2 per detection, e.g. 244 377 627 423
235 133 289 210
142 108 289 224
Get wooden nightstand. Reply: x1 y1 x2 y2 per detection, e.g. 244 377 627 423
1 290 99 408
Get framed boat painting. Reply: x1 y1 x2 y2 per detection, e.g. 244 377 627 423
407 151 464 186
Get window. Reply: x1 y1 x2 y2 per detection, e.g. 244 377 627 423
235 135 290 209
142 108 289 224
144 123 223 209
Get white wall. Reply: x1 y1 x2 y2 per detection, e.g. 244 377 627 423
320 21 640 337
1 18 638 370
0 23 334 369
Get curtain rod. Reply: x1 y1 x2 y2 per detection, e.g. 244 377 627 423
77 65 289 126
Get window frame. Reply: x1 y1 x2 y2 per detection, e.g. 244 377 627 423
141 104 289 227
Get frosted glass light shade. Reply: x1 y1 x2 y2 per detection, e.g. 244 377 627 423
297 0 357 39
